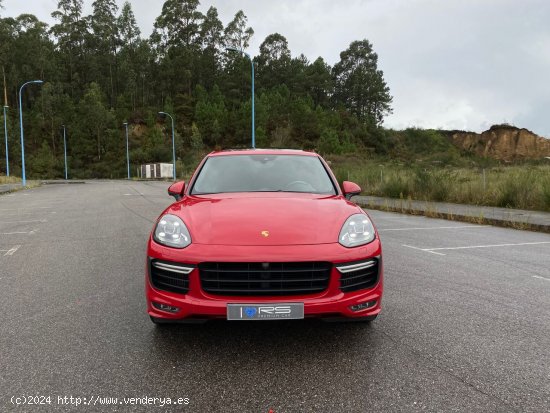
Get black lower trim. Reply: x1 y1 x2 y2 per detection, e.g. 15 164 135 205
339 258 380 293
149 258 194 294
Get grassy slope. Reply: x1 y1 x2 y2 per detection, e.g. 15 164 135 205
328 129 550 212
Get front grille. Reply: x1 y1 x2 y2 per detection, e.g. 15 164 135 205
149 259 193 294
199 262 332 296
338 258 380 293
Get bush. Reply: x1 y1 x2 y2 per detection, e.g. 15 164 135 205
381 174 410 198
413 169 455 202
318 128 357 155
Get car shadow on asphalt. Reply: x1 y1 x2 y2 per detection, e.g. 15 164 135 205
147 319 382 363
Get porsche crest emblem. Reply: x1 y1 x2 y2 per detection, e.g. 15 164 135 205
261 230 270 237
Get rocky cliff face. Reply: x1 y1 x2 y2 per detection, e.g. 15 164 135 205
449 125 550 161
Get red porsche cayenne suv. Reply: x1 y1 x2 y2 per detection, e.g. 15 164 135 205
146 149 383 324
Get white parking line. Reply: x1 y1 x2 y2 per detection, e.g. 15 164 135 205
4 245 21 256
0 219 47 224
0 207 52 211
0 211 56 216
404 241 550 256
380 225 489 232
402 244 446 256
0 229 37 235
428 241 550 251
532 275 550 282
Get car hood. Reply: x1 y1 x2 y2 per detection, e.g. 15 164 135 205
163 193 363 246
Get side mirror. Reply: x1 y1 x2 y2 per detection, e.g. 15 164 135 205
168 181 185 201
342 181 361 200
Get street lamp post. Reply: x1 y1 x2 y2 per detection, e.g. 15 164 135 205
123 122 130 180
226 46 255 149
3 105 8 176
19 80 43 186
62 125 68 180
158 111 176 180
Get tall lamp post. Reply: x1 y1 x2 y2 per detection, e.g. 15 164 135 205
123 122 130 180
19 80 43 186
3 105 8 176
158 111 176 180
61 125 68 180
3 67 9 176
226 46 255 149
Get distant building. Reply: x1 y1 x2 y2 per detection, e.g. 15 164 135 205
140 163 173 179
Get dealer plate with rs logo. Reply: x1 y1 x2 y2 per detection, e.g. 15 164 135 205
227 303 304 320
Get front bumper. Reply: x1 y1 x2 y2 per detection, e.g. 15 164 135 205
145 239 383 321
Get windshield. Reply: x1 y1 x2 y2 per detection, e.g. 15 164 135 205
191 154 337 195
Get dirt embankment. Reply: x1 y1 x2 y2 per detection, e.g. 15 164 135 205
449 125 550 161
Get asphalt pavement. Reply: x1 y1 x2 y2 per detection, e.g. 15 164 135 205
0 181 549 412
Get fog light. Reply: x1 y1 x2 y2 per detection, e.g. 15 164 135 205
152 302 180 313
349 300 377 312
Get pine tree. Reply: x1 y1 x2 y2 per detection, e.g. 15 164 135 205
333 40 392 125
257 33 291 91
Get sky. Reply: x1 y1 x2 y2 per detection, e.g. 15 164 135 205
3 0 550 137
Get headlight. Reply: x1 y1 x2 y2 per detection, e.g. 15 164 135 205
339 213 375 247
153 214 191 248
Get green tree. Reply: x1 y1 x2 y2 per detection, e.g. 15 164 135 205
88 0 119 107
151 0 203 99
256 33 291 91
117 2 142 110
8 14 55 86
333 39 392 125
76 82 114 163
51 0 89 97
305 57 333 108
30 140 58 178
190 122 203 153
151 0 203 53
40 82 70 155
194 84 227 147
224 10 253 50
117 2 139 47
198 6 223 89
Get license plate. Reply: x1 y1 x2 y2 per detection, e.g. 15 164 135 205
227 303 304 320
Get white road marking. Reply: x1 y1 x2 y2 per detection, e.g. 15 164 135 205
427 241 550 251
0 219 47 224
4 245 21 256
0 207 52 211
403 241 550 256
402 244 446 256
532 276 550 282
0 211 56 216
0 231 31 235
380 225 489 232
